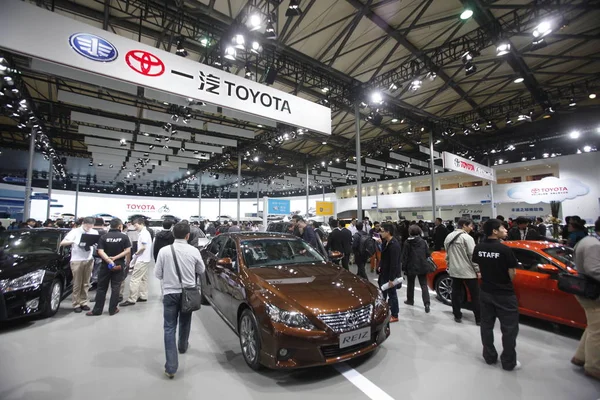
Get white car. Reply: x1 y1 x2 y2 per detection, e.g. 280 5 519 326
216 215 233 223
61 213 75 222
190 215 207 223
94 213 115 223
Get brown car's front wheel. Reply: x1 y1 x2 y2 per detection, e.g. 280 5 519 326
239 309 262 370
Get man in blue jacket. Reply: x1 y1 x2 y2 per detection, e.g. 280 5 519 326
297 217 317 248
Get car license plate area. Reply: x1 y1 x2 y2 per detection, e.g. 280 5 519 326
339 327 371 349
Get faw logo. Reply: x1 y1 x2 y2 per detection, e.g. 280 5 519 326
127 204 156 211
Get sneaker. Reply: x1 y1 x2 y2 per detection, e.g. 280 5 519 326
81 305 91 311
164 371 175 379
454 317 462 323
136 298 148 303
425 305 430 313
404 300 414 306
390 316 399 323
73 307 82 313
571 357 584 367
119 301 136 307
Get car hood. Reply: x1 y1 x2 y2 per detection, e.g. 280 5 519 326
0 253 60 279
250 263 376 315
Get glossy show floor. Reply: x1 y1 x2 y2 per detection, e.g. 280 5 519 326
1 264 599 400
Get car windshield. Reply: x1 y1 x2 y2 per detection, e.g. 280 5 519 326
0 231 60 254
240 238 325 268
543 246 574 266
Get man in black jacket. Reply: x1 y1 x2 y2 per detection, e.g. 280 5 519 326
433 217 449 251
351 221 369 279
154 220 175 261
340 221 353 270
377 223 401 322
326 219 349 268
507 217 540 241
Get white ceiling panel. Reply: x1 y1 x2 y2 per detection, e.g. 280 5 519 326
71 111 136 131
57 90 138 117
79 126 134 142
139 124 192 140
86 145 128 157
143 109 205 131
206 123 255 139
221 108 277 128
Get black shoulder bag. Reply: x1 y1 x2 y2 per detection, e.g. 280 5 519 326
557 237 600 300
170 245 202 313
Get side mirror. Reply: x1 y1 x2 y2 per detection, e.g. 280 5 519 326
217 257 233 268
537 264 559 274
329 251 343 261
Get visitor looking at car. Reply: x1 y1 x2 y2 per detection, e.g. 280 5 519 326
472 219 520 371
59 216 99 313
571 217 600 381
120 218 153 307
401 224 431 313
444 218 481 325
296 217 317 248
433 217 449 251
155 222 206 379
568 217 588 248
351 221 369 279
507 217 541 241
87 218 131 317
369 221 382 273
376 223 402 323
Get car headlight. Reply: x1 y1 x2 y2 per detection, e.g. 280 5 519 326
0 270 46 293
266 303 315 330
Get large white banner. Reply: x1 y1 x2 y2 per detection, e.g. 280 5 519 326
505 176 589 204
442 151 496 182
0 1 332 135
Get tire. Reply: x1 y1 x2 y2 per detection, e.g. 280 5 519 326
238 309 262 370
435 274 453 306
44 279 62 317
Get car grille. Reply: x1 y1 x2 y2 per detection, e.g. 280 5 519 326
320 332 377 359
317 305 373 333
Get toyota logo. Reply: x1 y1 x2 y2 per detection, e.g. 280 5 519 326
126 50 165 76
345 312 361 329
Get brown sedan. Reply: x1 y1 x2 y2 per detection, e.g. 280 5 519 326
199 232 391 370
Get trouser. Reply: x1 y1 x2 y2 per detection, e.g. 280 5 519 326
163 293 193 374
383 286 399 317
574 296 600 376
452 277 481 322
480 290 519 370
354 256 368 279
70 260 94 308
91 257 102 285
92 264 125 314
341 254 350 270
127 261 150 302
370 249 381 271
406 274 430 306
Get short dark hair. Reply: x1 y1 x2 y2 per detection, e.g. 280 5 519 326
173 222 190 239
163 220 174 230
232 220 238 225
483 219 503 236
83 217 95 225
133 218 145 225
291 214 302 222
516 217 530 225
25 218 36 224
330 219 339 228
296 216 305 223
457 218 473 228
356 221 364 230
536 217 543 223
381 223 394 235
373 221 380 226
408 224 422 236
110 218 123 229
436 217 443 223
497 215 505 221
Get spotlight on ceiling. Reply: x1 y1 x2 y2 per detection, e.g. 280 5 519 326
224 45 237 61
569 98 576 107
388 82 401 92
462 51 478 76
409 79 422 92
426 71 437 81
120 139 127 146
584 145 592 153
460 9 473 20
543 107 555 118
286 0 303 17
248 13 262 31
506 114 512 125
176 37 188 57
496 42 511 56
233 34 245 50
245 62 254 78
533 20 552 38
265 20 277 39
371 91 383 104
570 131 580 139
589 92 597 99
514 77 524 83
250 41 262 54
530 38 548 51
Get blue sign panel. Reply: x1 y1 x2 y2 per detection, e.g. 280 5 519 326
267 199 290 215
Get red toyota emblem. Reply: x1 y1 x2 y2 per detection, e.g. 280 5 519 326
125 50 165 77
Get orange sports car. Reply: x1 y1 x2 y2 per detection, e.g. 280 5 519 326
427 240 587 329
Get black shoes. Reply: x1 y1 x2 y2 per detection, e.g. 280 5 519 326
86 311 101 316
164 371 175 379
109 308 120 316
120 301 135 307
73 307 82 313
178 343 189 354
404 300 414 306
454 317 462 323
81 305 91 311
425 305 430 313
136 298 148 303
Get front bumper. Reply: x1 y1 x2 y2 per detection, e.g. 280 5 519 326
258 312 391 369
0 285 47 321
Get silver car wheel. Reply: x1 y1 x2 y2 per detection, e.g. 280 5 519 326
240 315 257 362
50 282 61 311
438 276 453 304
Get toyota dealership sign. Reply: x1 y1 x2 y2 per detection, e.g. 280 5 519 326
507 177 589 204
0 2 331 135
442 151 496 182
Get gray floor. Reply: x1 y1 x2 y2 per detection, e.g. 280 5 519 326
1 265 599 400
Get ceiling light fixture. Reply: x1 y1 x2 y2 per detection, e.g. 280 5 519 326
589 92 597 99
371 91 383 104
286 0 303 17
265 21 277 39
175 37 188 57
570 130 580 139
233 34 245 50
496 42 511 56
514 77 524 83
224 45 237 61
569 98 576 107
249 13 262 31
533 20 552 38
583 145 592 153
460 9 473 20
409 79 422 92
250 41 262 54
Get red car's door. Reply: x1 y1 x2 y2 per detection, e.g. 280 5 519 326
511 248 586 328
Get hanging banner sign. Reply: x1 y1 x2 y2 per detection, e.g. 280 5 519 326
0 2 332 135
442 151 496 182
507 177 589 204
315 201 334 216
267 199 290 215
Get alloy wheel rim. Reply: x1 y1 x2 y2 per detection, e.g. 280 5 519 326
50 282 61 311
439 278 452 302
240 315 257 362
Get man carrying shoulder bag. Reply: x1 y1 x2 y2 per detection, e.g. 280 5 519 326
155 222 206 379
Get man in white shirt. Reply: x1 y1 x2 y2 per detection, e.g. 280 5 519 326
348 218 358 236
155 222 205 378
121 218 153 306
60 217 99 313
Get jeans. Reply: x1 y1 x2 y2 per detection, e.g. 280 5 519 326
406 274 430 306
92 263 125 314
480 290 519 370
163 293 193 374
451 277 481 322
354 256 368 279
383 286 399 317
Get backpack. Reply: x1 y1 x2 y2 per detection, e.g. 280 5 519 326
359 234 377 258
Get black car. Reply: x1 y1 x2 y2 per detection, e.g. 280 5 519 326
0 229 72 321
